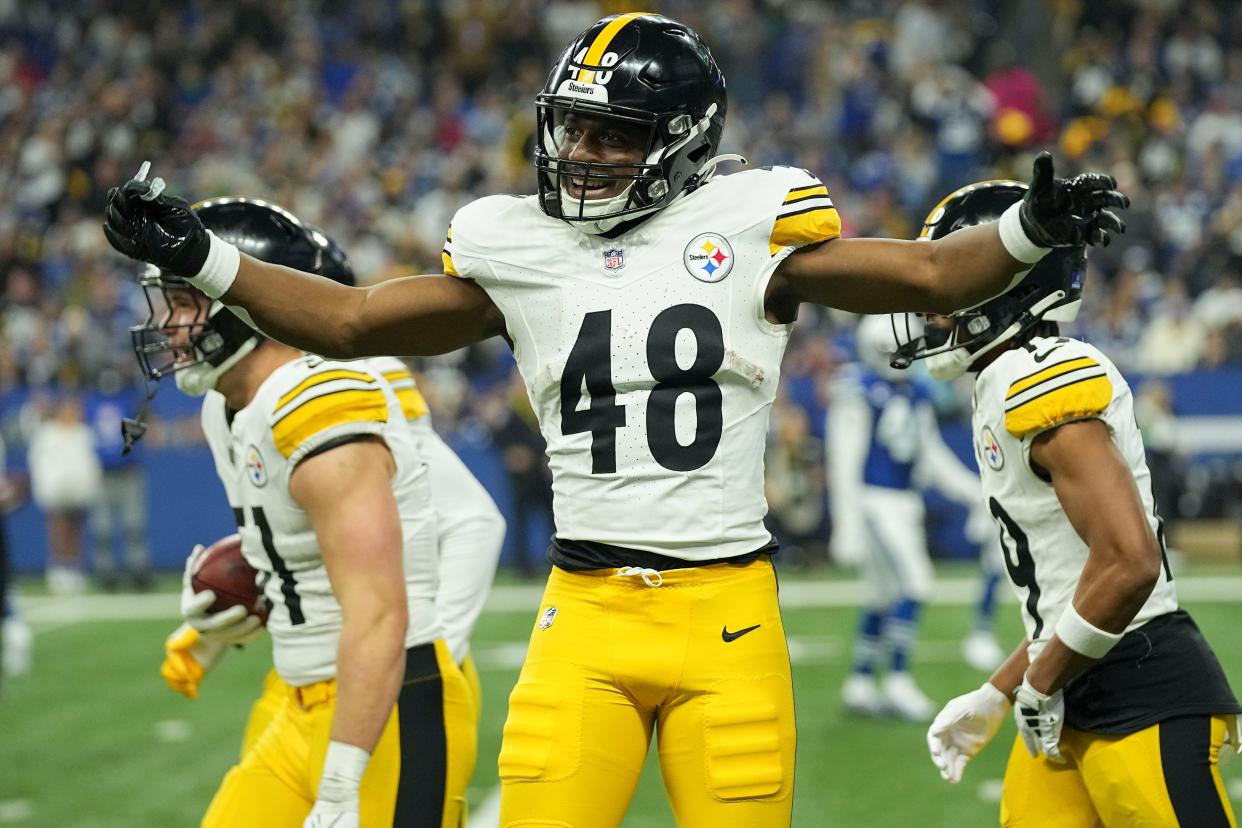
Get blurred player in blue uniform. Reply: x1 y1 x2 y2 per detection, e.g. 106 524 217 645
830 315 1001 720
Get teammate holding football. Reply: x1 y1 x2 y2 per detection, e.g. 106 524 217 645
904 181 1240 826
103 13 1127 826
156 200 504 763
131 200 479 827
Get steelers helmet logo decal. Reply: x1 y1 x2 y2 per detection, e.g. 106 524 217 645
684 233 734 283
980 426 1004 471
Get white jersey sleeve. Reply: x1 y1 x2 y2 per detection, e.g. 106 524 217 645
441 167 842 561
971 337 1177 661
217 356 440 686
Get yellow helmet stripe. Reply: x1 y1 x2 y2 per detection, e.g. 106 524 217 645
919 179 1025 239
579 12 653 84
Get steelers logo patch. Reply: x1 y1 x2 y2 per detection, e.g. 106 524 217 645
684 233 734 283
246 445 268 487
980 426 1004 471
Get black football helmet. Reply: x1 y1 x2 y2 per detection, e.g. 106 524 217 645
889 180 1087 380
534 13 730 233
130 197 350 395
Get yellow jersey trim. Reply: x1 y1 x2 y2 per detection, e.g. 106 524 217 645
1005 356 1099 400
1004 375 1113 439
272 388 389 458
275 369 376 411
769 207 842 255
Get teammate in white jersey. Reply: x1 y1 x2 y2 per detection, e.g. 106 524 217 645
888 181 1239 826
103 14 1127 826
159 203 503 746
130 200 478 827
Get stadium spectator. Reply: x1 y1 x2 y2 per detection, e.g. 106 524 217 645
26 391 101 595
84 367 151 591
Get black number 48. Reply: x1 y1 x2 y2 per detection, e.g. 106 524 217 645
560 304 724 474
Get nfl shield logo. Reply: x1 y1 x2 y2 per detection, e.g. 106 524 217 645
538 606 558 630
602 248 625 272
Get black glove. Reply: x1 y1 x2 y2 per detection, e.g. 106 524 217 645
103 177 211 277
1018 151 1129 248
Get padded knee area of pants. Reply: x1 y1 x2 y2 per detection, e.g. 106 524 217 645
498 661 582 782
704 675 789 800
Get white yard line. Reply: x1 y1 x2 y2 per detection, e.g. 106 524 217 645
20 574 1242 630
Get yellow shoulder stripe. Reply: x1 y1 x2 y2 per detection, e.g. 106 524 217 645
1006 356 1099 400
784 184 828 203
276 369 375 411
1005 375 1112 438
769 207 842 254
381 369 430 420
443 250 460 277
394 387 429 420
272 388 389 458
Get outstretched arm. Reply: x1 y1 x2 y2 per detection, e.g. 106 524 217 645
224 260 505 358
102 170 506 358
766 153 1127 317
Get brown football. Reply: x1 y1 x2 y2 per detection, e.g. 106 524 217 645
190 534 268 625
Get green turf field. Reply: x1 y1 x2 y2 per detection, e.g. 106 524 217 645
1 573 1239 827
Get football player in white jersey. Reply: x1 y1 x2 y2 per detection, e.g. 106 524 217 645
891 181 1240 826
103 14 1128 826
129 200 479 827
831 315 999 721
157 201 504 759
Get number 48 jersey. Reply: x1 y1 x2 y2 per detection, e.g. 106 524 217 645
200 355 440 687
971 336 1178 661
446 166 841 562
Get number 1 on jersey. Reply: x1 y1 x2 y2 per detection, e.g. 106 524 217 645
560 304 725 474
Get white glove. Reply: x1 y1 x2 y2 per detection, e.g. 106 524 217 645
927 681 1011 783
1014 675 1066 762
180 543 263 645
304 741 369 828
303 801 359 828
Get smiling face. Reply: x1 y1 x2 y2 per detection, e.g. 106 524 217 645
555 112 649 200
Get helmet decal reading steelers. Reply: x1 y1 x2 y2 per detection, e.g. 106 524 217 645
684 233 734 282
980 425 1004 470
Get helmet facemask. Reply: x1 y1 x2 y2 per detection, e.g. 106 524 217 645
130 266 261 397
535 98 721 234
890 253 1085 381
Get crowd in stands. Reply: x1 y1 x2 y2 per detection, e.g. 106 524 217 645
2 0 1241 575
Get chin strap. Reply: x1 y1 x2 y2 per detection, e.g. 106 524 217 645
121 380 160 455
693 153 747 188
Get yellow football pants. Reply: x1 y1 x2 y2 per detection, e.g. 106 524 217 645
1001 715 1237 827
240 651 484 758
204 640 476 828
498 557 795 827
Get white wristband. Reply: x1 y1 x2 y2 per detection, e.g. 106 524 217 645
1054 603 1124 659
317 740 370 802
998 201 1050 265
188 230 240 299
